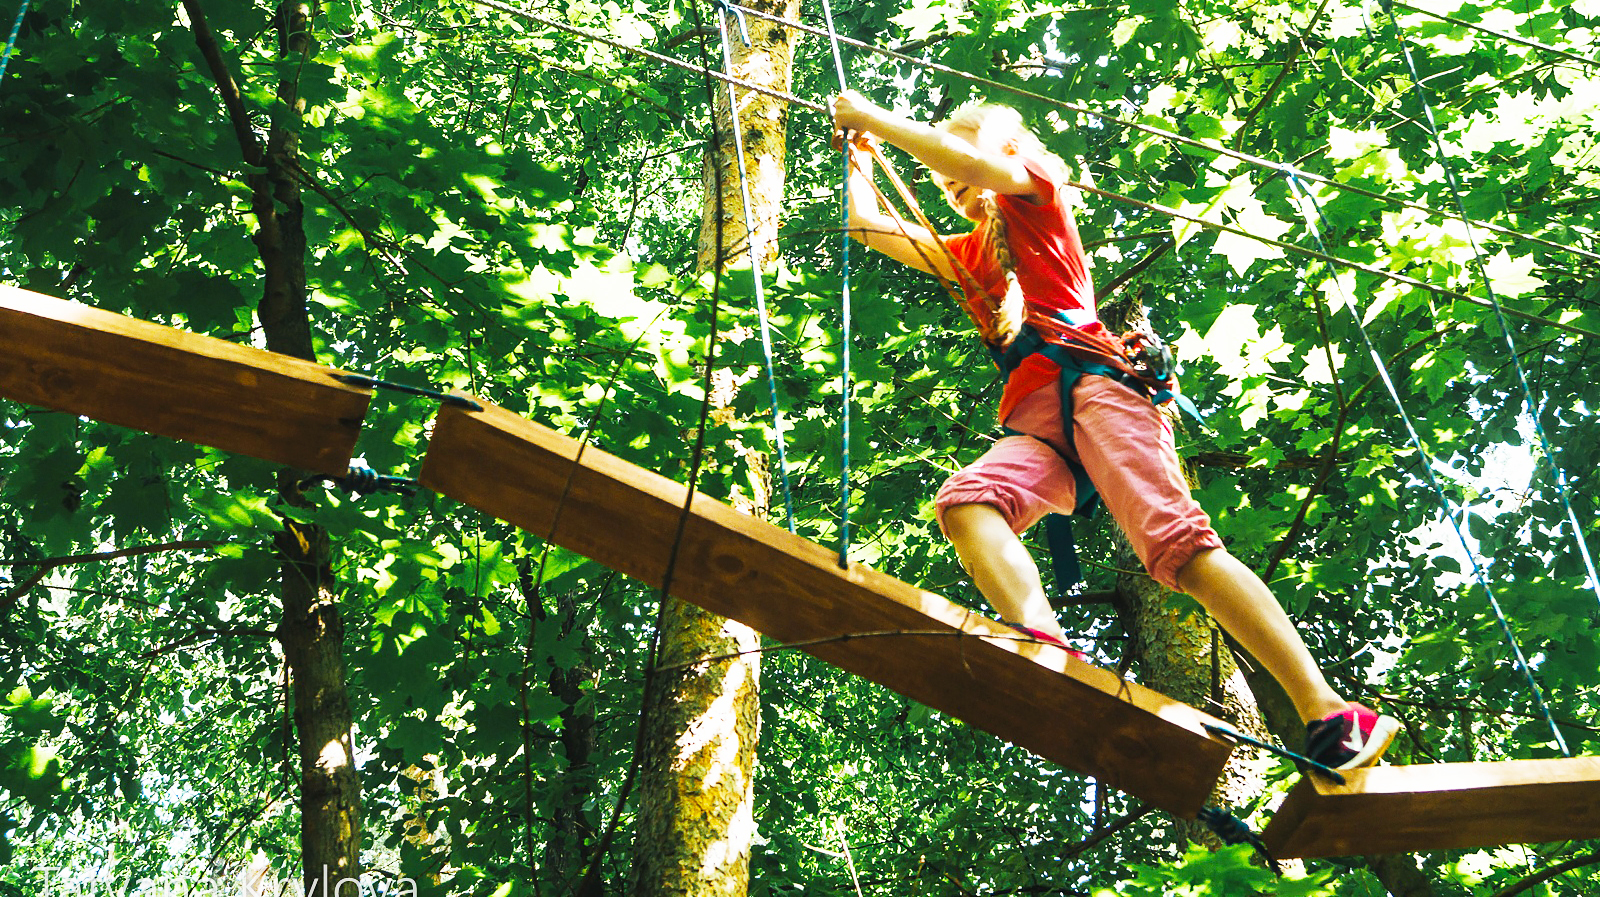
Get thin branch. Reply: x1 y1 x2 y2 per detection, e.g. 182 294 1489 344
0 568 49 612
1059 803 1156 861
1236 0 1334 139
1094 238 1172 302
1490 850 1600 897
137 627 276 659
0 539 229 568
180 0 265 166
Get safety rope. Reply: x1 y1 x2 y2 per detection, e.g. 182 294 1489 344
1282 169 1570 756
710 0 796 532
1388 0 1598 68
466 0 826 112
0 0 27 84
1380 0 1600 616
817 0 853 567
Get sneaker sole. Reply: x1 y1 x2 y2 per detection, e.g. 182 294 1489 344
1335 715 1401 770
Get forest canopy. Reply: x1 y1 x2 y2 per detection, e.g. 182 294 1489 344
1 0 1599 894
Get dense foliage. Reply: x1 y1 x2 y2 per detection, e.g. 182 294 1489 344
2 0 1598 893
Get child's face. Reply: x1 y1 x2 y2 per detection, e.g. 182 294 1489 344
936 124 987 221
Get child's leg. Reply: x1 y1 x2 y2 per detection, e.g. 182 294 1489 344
1174 548 1345 722
942 502 1068 642
1069 378 1345 723
934 408 1083 642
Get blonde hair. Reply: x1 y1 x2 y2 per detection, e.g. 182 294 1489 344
934 104 1070 348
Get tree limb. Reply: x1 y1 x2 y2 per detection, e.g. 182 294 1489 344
180 0 265 166
1490 850 1600 897
0 539 229 568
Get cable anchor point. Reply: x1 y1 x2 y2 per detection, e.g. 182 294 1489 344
1202 721 1347 785
331 372 484 411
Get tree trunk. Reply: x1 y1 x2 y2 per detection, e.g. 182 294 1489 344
1095 296 1273 846
1102 295 1434 891
186 1 363 889
628 4 797 894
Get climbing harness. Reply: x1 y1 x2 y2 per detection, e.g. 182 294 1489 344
991 317 1202 589
849 140 1204 590
709 0 796 532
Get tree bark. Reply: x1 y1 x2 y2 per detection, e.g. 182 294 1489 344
187 1 363 889
1094 297 1275 848
629 3 797 894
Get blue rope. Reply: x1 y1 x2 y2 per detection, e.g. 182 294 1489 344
1377 0 1600 613
710 1 796 532
1282 169 1569 756
0 0 28 84
818 0 852 567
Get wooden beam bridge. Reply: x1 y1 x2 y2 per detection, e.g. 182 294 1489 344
5 284 1600 856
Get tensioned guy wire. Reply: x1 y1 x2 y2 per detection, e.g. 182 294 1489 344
1380 0 1600 615
1388 0 1599 68
817 0 854 568
711 1 796 532
1283 169 1569 756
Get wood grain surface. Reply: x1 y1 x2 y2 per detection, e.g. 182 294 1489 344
419 397 1236 817
1265 757 1600 857
0 286 369 473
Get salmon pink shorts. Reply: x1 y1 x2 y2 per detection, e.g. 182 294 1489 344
935 376 1222 590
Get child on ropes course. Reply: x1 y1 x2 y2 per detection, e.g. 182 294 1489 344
830 90 1398 770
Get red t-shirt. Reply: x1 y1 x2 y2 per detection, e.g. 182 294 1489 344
944 156 1104 422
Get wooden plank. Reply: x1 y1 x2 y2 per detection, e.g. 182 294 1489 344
1264 758 1600 858
418 398 1235 817
0 286 370 474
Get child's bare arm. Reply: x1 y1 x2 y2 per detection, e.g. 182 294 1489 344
845 146 965 281
832 91 1038 201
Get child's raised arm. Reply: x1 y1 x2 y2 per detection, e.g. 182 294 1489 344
831 91 1039 203
842 144 963 280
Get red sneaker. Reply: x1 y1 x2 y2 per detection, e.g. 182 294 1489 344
1304 703 1400 770
1009 625 1089 663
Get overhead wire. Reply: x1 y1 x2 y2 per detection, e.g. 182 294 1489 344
464 0 1600 339
718 0 1600 269
1381 0 1600 615
1388 0 1600 69
466 0 825 112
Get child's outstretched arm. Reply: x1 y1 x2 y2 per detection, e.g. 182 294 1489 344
832 91 1039 202
844 144 963 281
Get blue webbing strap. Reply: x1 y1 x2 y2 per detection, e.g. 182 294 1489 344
818 0 853 567
0 0 29 84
